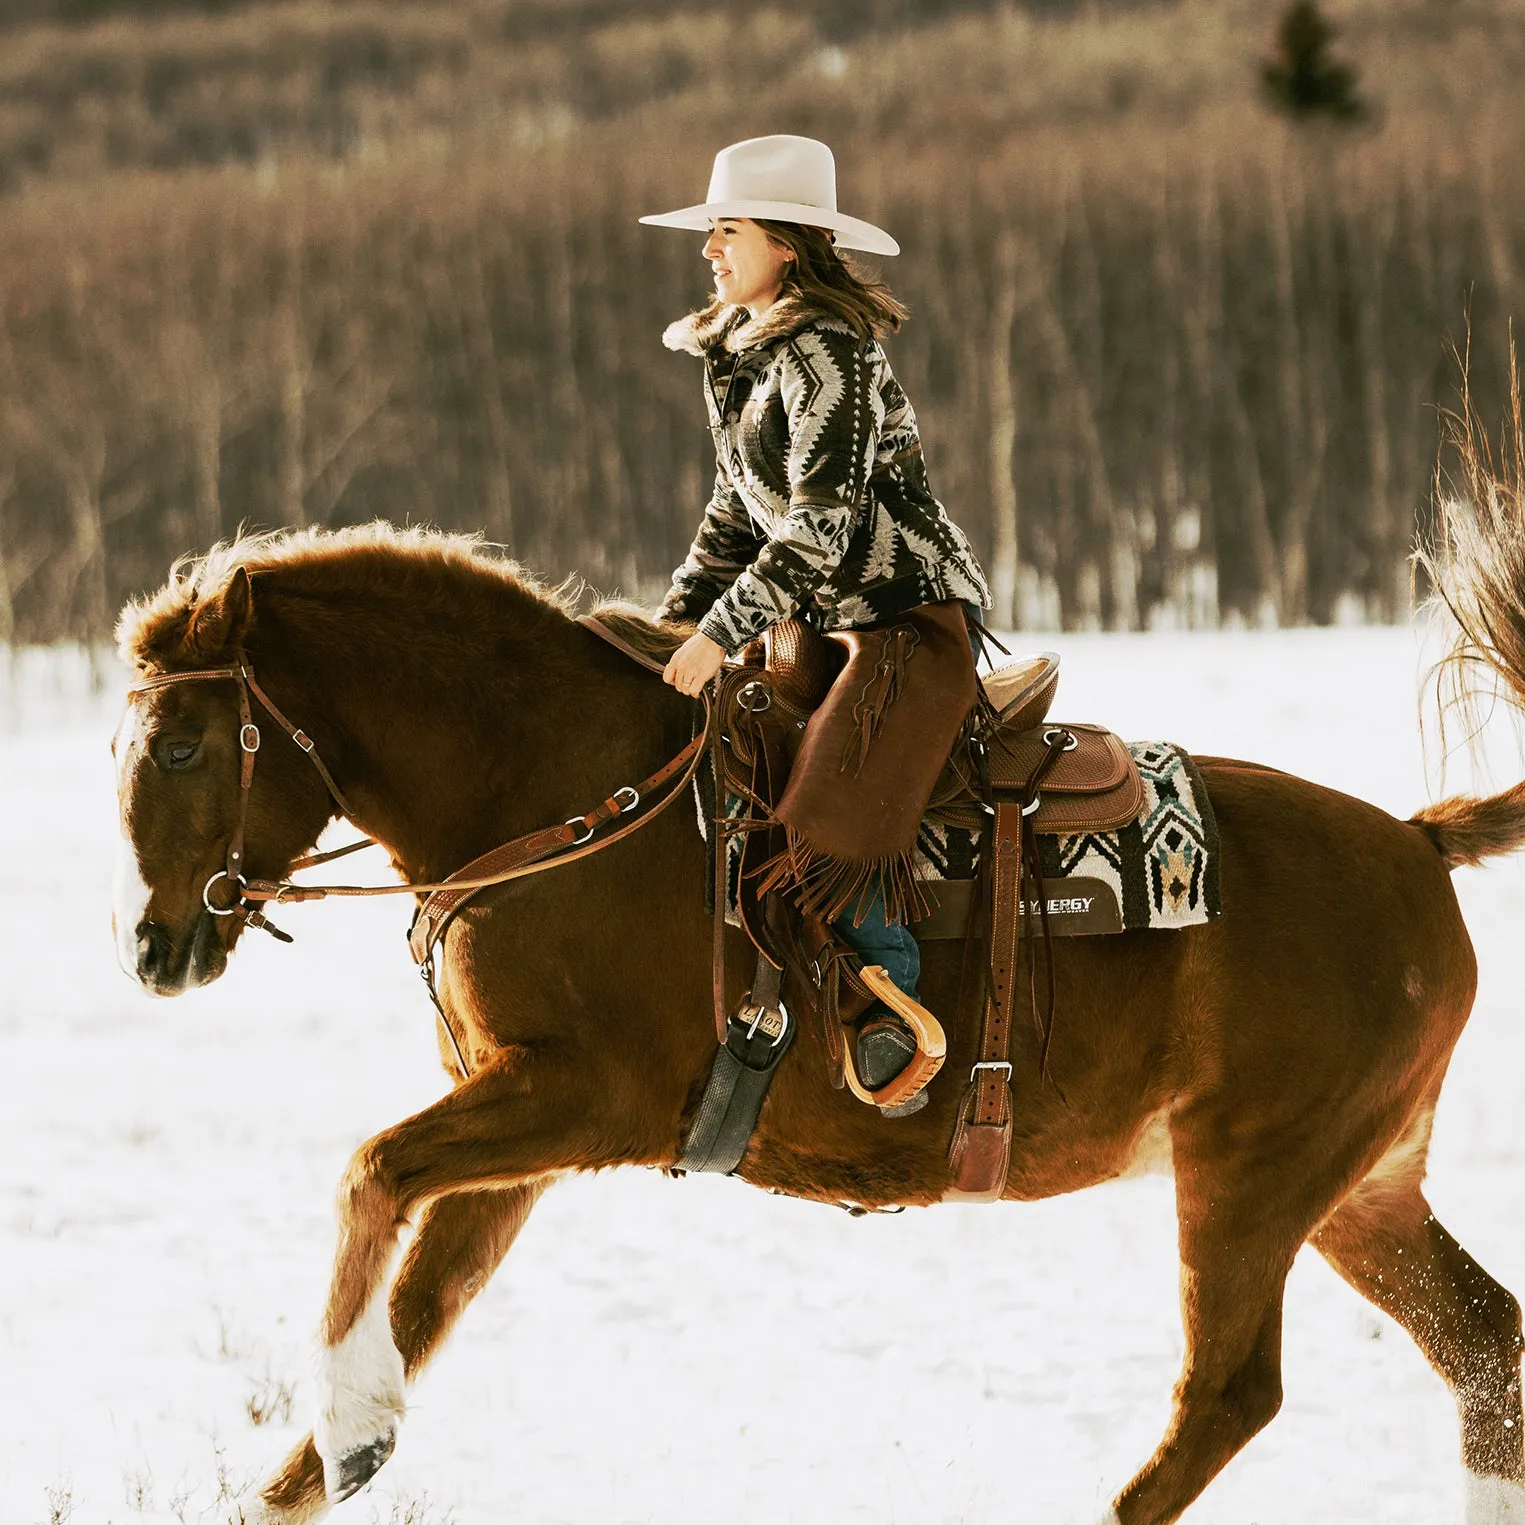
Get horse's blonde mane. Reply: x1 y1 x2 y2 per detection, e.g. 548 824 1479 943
116 522 674 675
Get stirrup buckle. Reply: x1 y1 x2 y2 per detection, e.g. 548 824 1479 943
971 1059 1013 1083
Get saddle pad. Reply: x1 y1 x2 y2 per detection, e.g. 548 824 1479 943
915 741 1221 937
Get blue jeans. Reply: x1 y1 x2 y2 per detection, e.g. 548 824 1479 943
833 601 985 1003
836 882 923 1001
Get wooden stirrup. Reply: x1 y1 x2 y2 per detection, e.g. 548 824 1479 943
839 965 947 1111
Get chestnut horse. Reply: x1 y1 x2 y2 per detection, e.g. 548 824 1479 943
112 523 1525 1524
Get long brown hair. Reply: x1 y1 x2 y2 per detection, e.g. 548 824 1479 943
758 220 909 339
685 220 910 341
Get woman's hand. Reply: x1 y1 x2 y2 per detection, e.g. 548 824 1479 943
663 632 726 696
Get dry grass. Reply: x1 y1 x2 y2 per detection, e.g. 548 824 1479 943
3 0 1525 639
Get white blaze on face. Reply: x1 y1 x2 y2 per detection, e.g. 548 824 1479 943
111 706 153 977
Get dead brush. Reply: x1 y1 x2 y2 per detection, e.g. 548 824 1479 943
246 1371 296 1427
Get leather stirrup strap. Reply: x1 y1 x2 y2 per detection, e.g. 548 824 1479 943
945 729 1071 1201
945 800 1023 1202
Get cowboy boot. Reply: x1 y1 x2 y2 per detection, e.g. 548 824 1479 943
856 1011 930 1116
847 965 947 1117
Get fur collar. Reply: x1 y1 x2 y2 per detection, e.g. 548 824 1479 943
661 295 843 357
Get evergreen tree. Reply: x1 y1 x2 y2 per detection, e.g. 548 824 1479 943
1262 1 1367 124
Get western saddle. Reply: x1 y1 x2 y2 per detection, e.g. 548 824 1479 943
682 616 1144 1200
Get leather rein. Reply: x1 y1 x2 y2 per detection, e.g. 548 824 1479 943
125 615 709 973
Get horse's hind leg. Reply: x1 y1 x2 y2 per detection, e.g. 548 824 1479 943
253 1181 545 1522
1313 1168 1524 1521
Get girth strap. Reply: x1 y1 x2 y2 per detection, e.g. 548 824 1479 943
677 951 795 1176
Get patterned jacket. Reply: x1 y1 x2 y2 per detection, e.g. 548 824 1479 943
658 296 991 654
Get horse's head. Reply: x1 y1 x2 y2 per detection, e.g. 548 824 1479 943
113 563 335 995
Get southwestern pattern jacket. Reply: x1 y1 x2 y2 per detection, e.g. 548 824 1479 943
658 296 991 654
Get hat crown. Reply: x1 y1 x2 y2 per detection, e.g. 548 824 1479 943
705 135 837 214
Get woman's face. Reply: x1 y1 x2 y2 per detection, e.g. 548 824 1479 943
703 218 794 315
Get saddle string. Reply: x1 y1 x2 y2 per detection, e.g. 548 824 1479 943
1016 732 1071 1082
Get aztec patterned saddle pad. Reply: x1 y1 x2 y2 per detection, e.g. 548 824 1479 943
722 740 1219 939
913 740 1221 939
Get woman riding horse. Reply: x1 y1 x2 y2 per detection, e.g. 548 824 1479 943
642 134 992 1113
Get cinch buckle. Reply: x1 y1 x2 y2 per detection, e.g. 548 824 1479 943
971 1059 1013 1083
614 786 640 813
565 815 596 846
743 1001 791 1047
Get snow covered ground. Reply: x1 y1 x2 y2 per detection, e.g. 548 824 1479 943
6 626 1525 1525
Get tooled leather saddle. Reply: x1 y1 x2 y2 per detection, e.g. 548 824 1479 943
688 617 1144 1200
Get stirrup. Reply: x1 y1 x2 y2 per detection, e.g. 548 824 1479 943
839 965 947 1112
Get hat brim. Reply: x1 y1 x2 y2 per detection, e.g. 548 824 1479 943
638 199 899 257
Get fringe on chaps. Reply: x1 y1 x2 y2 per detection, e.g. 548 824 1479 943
759 601 978 928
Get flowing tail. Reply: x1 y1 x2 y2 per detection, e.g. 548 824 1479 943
1410 332 1525 871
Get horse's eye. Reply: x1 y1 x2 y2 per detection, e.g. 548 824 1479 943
153 737 201 771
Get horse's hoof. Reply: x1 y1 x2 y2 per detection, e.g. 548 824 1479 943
322 1430 396 1503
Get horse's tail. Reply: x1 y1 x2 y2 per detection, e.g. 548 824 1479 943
1411 784 1525 870
1411 334 1525 872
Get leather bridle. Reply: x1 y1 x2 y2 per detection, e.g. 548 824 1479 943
126 661 361 943
124 619 710 970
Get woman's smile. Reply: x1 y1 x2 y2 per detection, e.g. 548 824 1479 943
702 219 791 316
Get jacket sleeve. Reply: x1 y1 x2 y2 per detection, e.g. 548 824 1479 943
658 450 765 626
696 326 884 654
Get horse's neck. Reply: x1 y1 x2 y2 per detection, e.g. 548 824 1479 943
273 606 675 884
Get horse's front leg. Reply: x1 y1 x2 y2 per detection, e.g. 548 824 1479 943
251 1181 546 1521
308 1043 619 1504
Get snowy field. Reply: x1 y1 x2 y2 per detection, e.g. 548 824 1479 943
7 626 1525 1525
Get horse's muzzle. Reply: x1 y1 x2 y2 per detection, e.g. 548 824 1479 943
131 910 226 996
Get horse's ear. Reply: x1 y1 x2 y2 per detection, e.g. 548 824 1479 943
187 566 254 659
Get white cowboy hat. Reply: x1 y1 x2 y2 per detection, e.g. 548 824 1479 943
639 135 899 257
